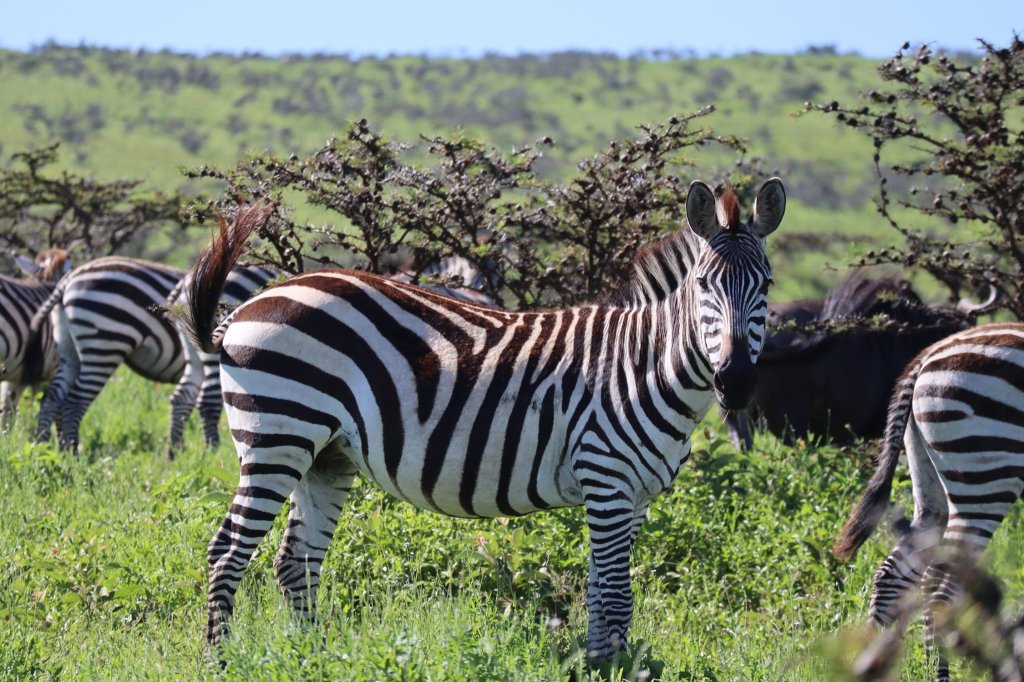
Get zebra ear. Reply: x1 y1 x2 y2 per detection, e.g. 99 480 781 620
751 177 786 238
14 254 42 277
686 180 720 240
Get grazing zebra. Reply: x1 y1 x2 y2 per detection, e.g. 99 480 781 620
179 179 787 657
834 323 1024 681
30 257 278 455
390 255 498 307
165 264 281 453
0 249 70 425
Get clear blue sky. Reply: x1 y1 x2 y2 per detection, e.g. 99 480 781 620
3 0 1020 58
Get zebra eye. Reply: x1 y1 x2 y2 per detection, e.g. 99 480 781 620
696 275 709 291
760 280 772 295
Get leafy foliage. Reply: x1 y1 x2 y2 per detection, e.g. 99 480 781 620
808 36 1024 315
0 143 187 265
186 108 755 308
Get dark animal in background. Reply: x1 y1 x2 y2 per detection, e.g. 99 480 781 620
724 272 996 449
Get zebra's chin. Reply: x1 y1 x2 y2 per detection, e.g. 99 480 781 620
714 385 755 412
712 358 758 411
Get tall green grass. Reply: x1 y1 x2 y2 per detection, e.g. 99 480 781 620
2 369 1019 679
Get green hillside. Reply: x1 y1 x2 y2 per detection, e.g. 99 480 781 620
0 45 926 297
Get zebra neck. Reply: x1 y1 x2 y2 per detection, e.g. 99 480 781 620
607 288 715 426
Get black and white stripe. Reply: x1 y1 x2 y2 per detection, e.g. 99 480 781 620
180 180 786 657
31 257 279 454
834 323 1024 681
0 249 70 425
166 264 281 452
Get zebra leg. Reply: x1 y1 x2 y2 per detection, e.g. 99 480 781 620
273 449 356 622
58 353 126 453
868 421 948 627
34 353 79 444
922 560 955 682
196 351 223 448
583 488 638 659
206 441 314 650
0 381 25 431
167 356 202 459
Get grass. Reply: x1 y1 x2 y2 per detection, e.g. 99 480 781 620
2 368 1021 680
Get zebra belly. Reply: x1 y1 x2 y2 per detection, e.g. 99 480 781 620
125 334 186 383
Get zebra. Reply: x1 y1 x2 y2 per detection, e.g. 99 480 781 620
0 248 70 425
178 179 787 657
390 254 498 307
833 323 1024 681
30 256 278 455
164 264 282 453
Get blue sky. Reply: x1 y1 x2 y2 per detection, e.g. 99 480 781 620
3 0 1020 57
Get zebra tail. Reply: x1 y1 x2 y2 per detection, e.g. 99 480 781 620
175 204 271 354
22 277 69 385
832 358 923 561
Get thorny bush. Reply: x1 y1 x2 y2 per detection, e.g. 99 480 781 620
185 106 767 309
0 143 187 267
807 36 1024 317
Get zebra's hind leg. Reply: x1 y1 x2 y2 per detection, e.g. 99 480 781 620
34 354 78 443
206 442 313 650
196 351 224 448
0 381 25 431
273 446 357 624
167 364 201 459
868 421 949 627
58 353 125 453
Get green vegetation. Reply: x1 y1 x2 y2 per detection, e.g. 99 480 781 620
2 42 1019 680
0 45 924 297
2 369 1021 680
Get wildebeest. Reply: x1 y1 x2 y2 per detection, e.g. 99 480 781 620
724 272 997 449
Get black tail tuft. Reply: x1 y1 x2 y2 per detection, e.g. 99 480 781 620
171 204 271 354
832 362 921 561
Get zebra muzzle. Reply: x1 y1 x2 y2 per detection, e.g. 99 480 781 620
713 349 757 410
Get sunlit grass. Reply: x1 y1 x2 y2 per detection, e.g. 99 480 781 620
2 370 1018 679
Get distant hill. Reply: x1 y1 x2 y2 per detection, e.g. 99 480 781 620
0 44 923 296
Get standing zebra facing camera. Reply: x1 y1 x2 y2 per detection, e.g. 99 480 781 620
834 323 1024 682
178 178 786 658
0 248 70 426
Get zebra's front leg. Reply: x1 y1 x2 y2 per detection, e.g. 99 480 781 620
584 489 638 659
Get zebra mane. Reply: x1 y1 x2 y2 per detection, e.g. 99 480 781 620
603 229 702 308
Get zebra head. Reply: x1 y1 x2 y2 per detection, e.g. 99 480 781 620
686 178 785 410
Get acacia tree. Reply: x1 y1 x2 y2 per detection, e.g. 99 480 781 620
187 106 754 309
807 36 1024 317
0 143 187 265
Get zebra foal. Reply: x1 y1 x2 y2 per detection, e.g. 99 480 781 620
834 323 1024 681
180 179 787 657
